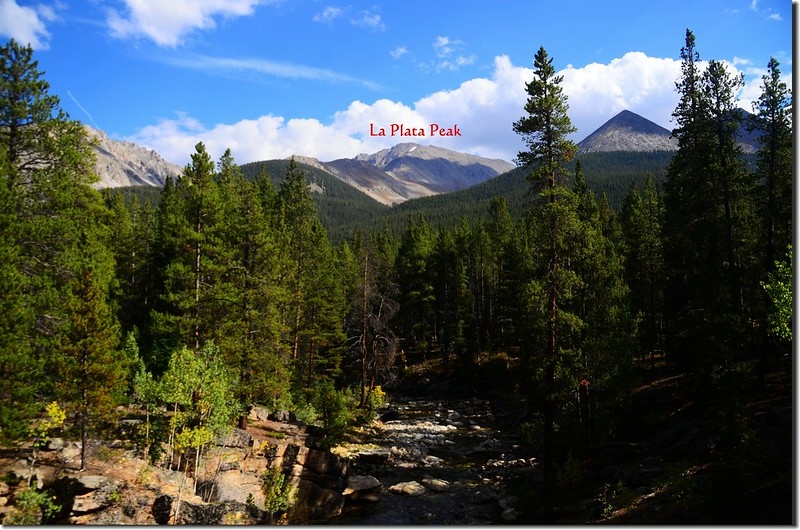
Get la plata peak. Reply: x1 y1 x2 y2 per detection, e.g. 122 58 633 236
370 123 462 137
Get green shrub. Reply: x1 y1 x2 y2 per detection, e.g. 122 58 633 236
262 467 292 515
4 488 60 525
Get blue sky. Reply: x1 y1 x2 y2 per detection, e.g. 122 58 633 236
1 0 793 166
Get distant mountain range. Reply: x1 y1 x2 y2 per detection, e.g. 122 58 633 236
293 143 514 205
89 109 761 201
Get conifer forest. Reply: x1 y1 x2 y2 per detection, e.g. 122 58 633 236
0 30 793 524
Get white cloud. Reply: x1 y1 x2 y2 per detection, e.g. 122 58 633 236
105 0 272 47
0 0 57 49
390 46 408 59
157 52 383 90
312 6 343 24
130 52 765 168
432 35 463 58
351 9 385 31
430 35 474 72
559 52 683 138
765 13 781 21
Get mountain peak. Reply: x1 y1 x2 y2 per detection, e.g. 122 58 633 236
85 125 182 188
578 110 678 153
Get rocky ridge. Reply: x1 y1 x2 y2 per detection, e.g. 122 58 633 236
85 126 182 189
291 143 515 205
0 410 352 525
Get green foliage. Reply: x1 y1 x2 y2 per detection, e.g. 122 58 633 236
661 464 698 503
663 30 760 371
4 487 61 525
599 480 633 518
262 466 293 515
0 39 113 441
762 248 792 342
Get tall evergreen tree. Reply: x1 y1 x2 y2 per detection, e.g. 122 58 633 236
56 255 125 470
151 143 225 353
0 39 116 439
275 159 346 395
663 30 757 370
512 45 579 517
215 151 291 421
750 57 792 271
396 215 436 353
621 176 665 359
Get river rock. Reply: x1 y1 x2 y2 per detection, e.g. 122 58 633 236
388 481 426 496
343 475 382 502
422 477 450 492
501 507 519 521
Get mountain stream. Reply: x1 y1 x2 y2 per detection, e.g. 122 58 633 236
325 396 537 524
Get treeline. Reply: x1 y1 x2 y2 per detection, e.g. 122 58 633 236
0 28 792 522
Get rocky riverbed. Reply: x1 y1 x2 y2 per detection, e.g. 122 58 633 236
326 396 537 524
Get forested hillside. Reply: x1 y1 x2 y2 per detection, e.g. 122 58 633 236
0 32 792 525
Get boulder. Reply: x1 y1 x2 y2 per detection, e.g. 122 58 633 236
61 442 82 463
269 410 296 423
75 475 109 491
248 406 271 422
46 437 65 451
72 491 111 514
501 507 519 522
422 477 450 492
388 481 426 496
286 479 344 523
343 475 382 502
215 428 252 448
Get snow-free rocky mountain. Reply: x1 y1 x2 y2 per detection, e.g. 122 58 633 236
579 109 759 154
578 110 678 153
293 143 515 205
88 109 758 202
85 125 182 188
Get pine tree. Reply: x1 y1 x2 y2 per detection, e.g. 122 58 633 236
0 143 37 439
663 30 757 370
215 152 291 419
396 215 436 353
275 159 346 395
430 226 472 366
512 46 579 517
56 249 125 470
151 143 225 353
750 57 792 271
0 39 116 440
621 176 665 360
